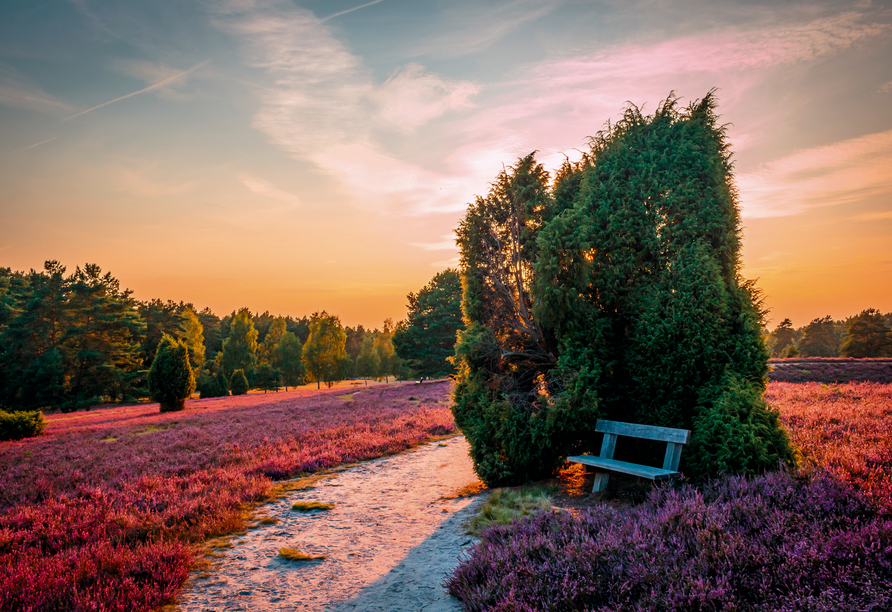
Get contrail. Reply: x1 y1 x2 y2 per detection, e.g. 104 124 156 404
22 137 57 150
64 59 210 121
320 0 384 22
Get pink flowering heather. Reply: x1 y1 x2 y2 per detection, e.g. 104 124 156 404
769 381 892 511
448 382 892 611
0 382 455 612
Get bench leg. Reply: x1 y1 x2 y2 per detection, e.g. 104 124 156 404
592 472 609 493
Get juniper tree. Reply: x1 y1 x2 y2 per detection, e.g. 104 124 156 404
454 93 793 486
148 335 195 412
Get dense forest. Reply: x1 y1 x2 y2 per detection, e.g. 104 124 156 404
766 310 892 358
0 261 462 413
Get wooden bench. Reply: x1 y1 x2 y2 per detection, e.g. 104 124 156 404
567 419 691 492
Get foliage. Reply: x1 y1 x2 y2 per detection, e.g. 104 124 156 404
278 548 325 561
0 409 45 441
230 369 249 396
197 369 229 399
180 309 206 371
0 382 455 611
466 487 553 536
374 319 399 382
454 93 791 485
355 332 379 383
840 308 891 357
147 335 195 412
221 309 258 379
767 318 796 357
290 501 333 512
393 269 463 381
302 312 350 389
272 331 304 390
798 315 841 357
254 363 280 393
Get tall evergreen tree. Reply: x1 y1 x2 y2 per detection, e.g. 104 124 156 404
147 335 195 412
454 93 792 486
798 316 840 357
768 318 796 357
840 308 891 357
393 269 464 381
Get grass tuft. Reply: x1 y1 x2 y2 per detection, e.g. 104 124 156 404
257 517 279 525
291 501 333 512
279 547 325 561
466 486 555 535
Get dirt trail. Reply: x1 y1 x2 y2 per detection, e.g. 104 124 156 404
177 436 483 611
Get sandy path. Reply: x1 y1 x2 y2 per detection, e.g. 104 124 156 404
177 436 483 611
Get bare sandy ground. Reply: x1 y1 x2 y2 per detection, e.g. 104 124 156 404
176 436 484 612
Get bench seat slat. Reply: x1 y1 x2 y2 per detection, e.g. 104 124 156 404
595 419 690 444
567 455 678 480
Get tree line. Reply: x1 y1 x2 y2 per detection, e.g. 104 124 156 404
0 261 460 412
766 310 892 358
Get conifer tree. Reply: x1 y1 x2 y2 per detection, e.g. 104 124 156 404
230 369 249 395
769 318 796 357
181 308 206 371
454 93 793 486
840 309 891 357
148 335 195 412
798 316 840 357
393 269 463 381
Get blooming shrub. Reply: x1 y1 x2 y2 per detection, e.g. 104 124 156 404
448 472 892 611
448 382 892 611
770 381 892 511
0 382 455 612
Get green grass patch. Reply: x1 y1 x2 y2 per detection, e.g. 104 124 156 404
466 486 555 535
279 547 325 561
291 501 333 512
100 437 117 443
134 425 164 436
257 517 279 525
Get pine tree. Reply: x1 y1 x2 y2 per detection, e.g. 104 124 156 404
273 331 305 390
798 316 840 357
393 269 463 381
840 309 891 357
148 335 195 412
769 318 796 357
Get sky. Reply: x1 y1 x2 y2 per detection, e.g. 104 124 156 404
1 0 891 329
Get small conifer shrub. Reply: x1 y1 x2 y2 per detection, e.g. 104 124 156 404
147 335 195 412
0 409 46 441
230 369 249 396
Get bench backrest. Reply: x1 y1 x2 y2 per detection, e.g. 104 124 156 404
595 419 690 444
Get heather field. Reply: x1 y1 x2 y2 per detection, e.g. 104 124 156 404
0 381 456 612
448 382 892 611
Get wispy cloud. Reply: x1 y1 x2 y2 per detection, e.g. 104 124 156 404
64 59 210 121
374 63 478 132
0 65 71 114
238 174 299 207
849 211 892 221
736 129 892 218
880 80 892 93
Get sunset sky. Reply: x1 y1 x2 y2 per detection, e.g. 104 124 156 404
1 0 891 329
